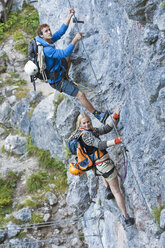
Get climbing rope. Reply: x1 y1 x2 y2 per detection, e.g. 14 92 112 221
0 215 103 231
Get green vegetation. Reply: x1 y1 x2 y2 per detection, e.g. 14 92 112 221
26 137 65 171
0 4 39 46
0 124 13 139
64 144 72 160
1 145 5 153
6 77 26 87
8 71 20 78
18 231 27 239
152 205 165 229
30 213 44 223
26 137 68 193
13 31 28 55
4 74 29 99
27 170 48 193
28 103 39 118
15 87 30 100
17 198 40 210
28 109 35 118
0 171 21 219
53 93 65 118
79 232 85 242
5 215 24 225
0 95 5 104
161 1 165 7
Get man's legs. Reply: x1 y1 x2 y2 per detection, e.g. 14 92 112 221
76 90 95 113
76 90 110 124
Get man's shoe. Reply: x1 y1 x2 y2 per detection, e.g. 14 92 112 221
93 110 110 124
105 186 114 200
124 215 135 227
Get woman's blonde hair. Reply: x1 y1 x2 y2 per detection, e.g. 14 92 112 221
69 113 94 139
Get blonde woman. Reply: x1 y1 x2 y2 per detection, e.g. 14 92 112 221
70 108 135 226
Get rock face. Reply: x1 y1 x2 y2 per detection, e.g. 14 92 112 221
33 0 165 247
4 134 27 155
0 0 164 247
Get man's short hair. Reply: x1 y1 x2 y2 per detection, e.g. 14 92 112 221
37 24 50 36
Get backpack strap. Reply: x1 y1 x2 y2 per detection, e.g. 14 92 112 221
79 129 106 162
35 40 57 77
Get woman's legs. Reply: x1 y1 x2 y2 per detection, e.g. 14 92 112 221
108 177 127 217
101 176 109 187
101 176 114 199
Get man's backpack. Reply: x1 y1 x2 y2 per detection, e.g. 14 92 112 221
24 38 47 82
28 38 44 80
24 39 66 89
68 130 104 175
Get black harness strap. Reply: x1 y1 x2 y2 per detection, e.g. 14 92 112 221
95 166 115 179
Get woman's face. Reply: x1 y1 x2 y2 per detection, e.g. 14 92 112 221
80 117 92 130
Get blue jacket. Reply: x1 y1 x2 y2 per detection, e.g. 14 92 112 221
36 24 75 83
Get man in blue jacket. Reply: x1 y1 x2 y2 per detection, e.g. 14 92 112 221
36 8 109 124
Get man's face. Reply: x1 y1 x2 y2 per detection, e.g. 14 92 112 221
41 26 52 41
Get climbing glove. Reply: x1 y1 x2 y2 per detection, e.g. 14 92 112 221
106 137 122 147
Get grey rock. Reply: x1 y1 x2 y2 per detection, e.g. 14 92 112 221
0 101 11 125
8 237 41 248
27 91 43 105
4 86 19 97
43 213 51 222
145 0 158 23
160 232 165 248
13 207 32 222
4 134 27 155
143 24 159 45
0 127 4 136
6 221 21 238
66 175 91 216
8 95 17 105
0 229 6 242
52 245 66 248
56 96 80 139
154 7 165 31
45 192 58 206
0 0 164 247
10 98 31 135
30 93 67 159
118 0 148 23
12 0 24 11
1 73 12 83
160 209 165 229
22 238 41 248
